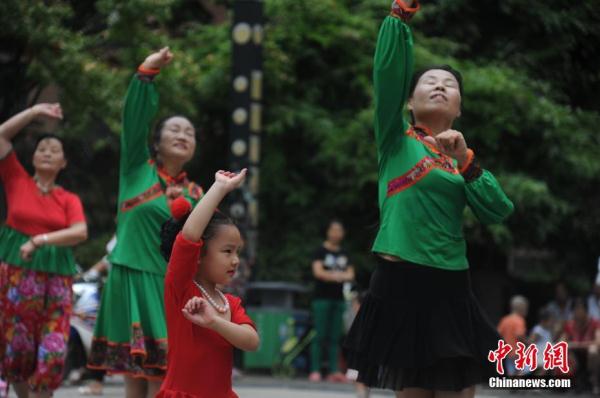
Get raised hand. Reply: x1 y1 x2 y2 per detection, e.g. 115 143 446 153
182 296 218 328
423 129 469 168
214 168 247 193
31 103 63 120
141 47 174 70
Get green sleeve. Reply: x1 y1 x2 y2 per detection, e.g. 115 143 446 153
120 75 159 175
465 170 515 225
373 16 414 158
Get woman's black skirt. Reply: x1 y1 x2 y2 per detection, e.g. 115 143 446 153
344 256 499 391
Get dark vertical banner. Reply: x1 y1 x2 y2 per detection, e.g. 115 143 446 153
228 0 263 269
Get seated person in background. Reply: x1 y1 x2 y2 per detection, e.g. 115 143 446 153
498 295 529 376
528 308 555 376
546 281 574 328
561 297 600 394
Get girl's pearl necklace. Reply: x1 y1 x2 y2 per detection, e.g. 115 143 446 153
193 281 230 313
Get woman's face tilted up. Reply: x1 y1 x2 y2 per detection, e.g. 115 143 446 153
156 116 196 164
408 69 462 124
32 137 67 175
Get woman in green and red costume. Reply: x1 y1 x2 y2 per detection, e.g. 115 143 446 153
89 47 203 398
0 103 88 398
344 1 514 397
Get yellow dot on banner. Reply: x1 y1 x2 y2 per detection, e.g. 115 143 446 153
232 108 248 125
232 23 252 45
231 139 247 156
233 76 249 92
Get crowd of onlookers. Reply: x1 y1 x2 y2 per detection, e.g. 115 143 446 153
498 279 600 394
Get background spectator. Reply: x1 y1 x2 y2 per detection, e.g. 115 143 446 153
309 220 355 383
561 297 600 394
498 295 529 376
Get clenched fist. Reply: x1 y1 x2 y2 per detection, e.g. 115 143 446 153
182 296 219 328
423 129 470 168
141 47 174 70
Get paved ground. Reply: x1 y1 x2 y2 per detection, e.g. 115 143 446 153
5 374 595 398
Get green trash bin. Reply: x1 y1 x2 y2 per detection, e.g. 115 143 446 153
242 282 309 370
243 308 293 369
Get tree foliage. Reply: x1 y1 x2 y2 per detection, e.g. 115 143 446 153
0 0 598 290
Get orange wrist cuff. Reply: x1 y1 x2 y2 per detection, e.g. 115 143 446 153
391 0 421 21
137 65 160 76
459 149 475 174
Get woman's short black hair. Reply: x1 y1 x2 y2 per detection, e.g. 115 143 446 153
409 65 463 97
35 133 66 157
160 210 237 262
323 218 344 235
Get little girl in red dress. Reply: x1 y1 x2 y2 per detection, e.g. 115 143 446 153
156 169 258 398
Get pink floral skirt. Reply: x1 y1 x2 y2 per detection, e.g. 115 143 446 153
0 262 72 392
